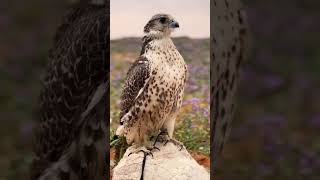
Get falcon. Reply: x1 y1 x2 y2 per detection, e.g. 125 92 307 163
116 14 188 154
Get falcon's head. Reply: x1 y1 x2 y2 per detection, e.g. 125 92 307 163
144 14 179 37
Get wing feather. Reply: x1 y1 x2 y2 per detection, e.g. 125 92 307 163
119 56 150 122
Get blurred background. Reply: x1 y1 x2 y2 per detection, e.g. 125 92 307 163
110 0 210 39
109 0 211 174
0 1 71 179
216 0 320 179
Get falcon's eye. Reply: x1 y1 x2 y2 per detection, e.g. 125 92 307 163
159 17 166 24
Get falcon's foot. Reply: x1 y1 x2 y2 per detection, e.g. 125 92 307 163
152 130 168 148
153 130 185 151
149 145 160 152
164 138 184 151
128 146 153 157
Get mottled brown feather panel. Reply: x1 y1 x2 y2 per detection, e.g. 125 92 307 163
31 1 108 179
211 0 250 172
119 56 150 121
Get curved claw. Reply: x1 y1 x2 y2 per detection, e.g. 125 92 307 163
153 130 169 146
164 139 184 151
148 151 154 158
128 149 153 158
153 146 160 151
147 145 160 152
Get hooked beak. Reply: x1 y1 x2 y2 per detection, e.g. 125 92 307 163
169 20 179 28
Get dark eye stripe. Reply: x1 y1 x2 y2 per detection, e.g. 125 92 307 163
159 17 166 23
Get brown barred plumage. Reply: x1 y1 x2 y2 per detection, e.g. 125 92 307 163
211 0 250 172
30 1 108 179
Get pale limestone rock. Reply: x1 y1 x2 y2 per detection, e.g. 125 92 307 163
113 142 209 180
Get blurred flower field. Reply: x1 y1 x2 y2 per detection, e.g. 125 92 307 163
109 37 211 166
215 1 320 179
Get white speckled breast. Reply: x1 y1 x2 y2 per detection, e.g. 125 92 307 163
143 38 187 130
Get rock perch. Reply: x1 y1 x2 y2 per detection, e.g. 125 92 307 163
112 142 210 180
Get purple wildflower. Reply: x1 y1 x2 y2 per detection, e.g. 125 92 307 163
203 108 209 118
184 97 201 111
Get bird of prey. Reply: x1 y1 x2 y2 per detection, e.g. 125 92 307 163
115 14 187 157
30 1 108 180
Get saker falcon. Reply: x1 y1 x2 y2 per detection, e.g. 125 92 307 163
116 14 188 154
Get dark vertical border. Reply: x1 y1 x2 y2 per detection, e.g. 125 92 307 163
210 0 250 177
210 1 215 179
105 0 110 179
29 0 110 179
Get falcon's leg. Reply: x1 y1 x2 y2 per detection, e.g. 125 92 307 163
155 129 184 150
149 130 167 152
163 115 176 138
152 130 168 146
158 117 185 150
